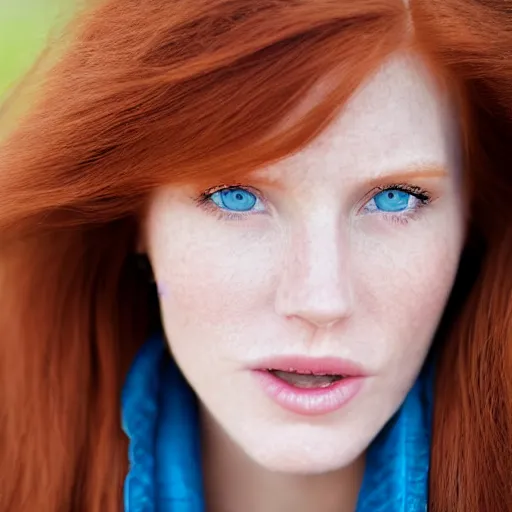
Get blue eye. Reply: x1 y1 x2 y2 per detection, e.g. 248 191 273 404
372 189 411 212
210 187 258 212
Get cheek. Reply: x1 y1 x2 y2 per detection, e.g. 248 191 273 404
354 213 464 368
146 207 281 338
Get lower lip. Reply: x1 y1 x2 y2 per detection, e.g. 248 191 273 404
253 370 365 416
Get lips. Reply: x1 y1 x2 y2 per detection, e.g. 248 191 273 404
251 355 366 415
255 355 365 382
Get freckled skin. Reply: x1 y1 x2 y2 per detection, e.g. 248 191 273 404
144 54 465 475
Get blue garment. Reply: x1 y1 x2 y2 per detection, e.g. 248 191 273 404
122 336 434 511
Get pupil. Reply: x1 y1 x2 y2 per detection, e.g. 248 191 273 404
387 192 395 199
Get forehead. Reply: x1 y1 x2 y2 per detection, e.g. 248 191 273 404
256 53 460 184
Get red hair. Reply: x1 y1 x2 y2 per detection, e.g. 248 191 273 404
0 0 511 510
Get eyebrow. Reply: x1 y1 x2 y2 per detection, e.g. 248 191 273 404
373 165 448 182
249 164 448 190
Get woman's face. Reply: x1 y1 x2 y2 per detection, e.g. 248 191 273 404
143 54 465 474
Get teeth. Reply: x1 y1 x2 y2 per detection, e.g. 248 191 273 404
268 368 345 377
270 370 343 389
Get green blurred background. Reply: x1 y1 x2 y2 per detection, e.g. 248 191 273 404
0 0 74 97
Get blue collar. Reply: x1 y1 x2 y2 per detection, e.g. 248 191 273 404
122 336 433 511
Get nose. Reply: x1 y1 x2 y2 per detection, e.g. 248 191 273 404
274 217 354 329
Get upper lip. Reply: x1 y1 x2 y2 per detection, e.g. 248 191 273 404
250 355 366 377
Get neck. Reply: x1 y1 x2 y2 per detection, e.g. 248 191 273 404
201 409 365 512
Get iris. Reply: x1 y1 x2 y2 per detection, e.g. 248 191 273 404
211 188 258 212
373 189 411 212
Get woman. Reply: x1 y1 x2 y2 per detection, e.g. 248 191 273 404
0 0 511 510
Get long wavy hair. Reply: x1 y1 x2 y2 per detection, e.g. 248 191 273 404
0 0 511 510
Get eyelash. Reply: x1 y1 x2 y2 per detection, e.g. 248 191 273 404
367 183 432 224
375 183 431 203
195 183 433 223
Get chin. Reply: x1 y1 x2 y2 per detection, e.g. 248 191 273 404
245 439 365 475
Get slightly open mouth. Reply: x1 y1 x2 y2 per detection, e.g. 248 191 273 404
267 369 345 389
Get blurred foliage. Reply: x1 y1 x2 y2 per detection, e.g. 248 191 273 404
0 0 75 97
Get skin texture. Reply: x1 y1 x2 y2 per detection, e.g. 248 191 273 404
143 54 466 511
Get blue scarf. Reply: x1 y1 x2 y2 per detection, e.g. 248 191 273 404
122 336 434 511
